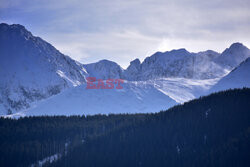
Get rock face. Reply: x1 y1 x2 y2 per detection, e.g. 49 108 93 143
0 23 87 114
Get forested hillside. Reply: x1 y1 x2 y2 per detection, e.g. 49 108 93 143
0 88 249 167
0 114 147 166
50 88 250 167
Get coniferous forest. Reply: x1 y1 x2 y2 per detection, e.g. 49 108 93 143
0 88 250 167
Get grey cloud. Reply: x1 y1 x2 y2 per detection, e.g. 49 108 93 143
1 0 250 68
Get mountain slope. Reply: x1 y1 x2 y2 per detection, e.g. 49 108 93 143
210 57 250 93
149 77 219 103
13 81 177 116
8 77 221 117
0 23 87 114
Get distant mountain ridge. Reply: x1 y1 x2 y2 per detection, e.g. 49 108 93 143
84 43 249 81
0 23 250 115
123 43 249 80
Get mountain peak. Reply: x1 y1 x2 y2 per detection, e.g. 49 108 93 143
129 58 140 66
0 23 32 40
83 59 123 79
223 42 249 54
218 42 250 68
0 23 25 28
87 59 123 69
98 59 120 65
126 58 141 71
229 42 244 49
0 23 29 32
0 23 10 28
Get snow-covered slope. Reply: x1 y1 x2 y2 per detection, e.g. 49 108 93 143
148 78 220 103
5 77 222 117
209 57 250 93
14 81 177 116
0 23 87 114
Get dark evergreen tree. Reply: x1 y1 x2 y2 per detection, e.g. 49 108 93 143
0 88 249 167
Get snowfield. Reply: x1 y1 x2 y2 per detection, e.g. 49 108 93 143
148 77 221 103
12 81 177 116
5 77 225 117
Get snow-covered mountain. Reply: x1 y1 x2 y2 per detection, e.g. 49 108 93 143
83 42 249 82
1 23 250 116
209 57 250 93
123 44 249 81
0 23 87 114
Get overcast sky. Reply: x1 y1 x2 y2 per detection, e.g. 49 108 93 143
1 0 250 68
